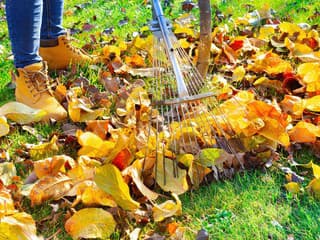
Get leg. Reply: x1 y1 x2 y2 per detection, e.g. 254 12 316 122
5 0 42 68
40 0 66 40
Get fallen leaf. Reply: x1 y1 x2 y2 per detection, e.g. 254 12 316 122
0 212 43 240
0 102 46 124
29 135 59 160
33 155 73 178
284 182 300 194
152 193 182 222
0 162 17 186
288 121 320 143
65 208 116 240
29 173 73 205
0 116 9 137
94 164 140 211
76 130 115 158
307 178 320 199
155 157 188 195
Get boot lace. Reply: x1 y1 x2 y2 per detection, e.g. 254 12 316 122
61 36 91 57
23 63 57 101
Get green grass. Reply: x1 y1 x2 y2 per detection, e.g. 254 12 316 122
181 170 320 239
1 0 320 239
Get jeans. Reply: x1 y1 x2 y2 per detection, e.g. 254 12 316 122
6 0 66 68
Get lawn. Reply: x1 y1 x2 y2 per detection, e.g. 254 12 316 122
0 0 320 239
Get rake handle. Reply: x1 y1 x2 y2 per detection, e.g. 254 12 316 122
152 0 189 98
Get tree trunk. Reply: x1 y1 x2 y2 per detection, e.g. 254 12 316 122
196 0 212 79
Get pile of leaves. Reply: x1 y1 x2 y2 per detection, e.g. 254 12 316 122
0 3 320 239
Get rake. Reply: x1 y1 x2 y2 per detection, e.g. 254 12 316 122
143 0 244 188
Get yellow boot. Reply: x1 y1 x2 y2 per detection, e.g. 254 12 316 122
39 35 94 70
15 62 67 122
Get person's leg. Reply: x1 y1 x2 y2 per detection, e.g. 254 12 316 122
40 0 66 40
5 0 67 121
5 0 42 68
39 0 95 70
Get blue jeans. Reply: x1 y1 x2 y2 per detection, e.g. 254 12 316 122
6 0 66 68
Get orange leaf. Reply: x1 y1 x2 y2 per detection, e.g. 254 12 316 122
288 121 320 143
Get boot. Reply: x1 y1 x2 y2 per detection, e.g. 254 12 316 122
39 35 94 70
15 62 67 122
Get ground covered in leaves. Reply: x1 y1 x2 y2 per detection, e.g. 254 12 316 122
1 0 320 239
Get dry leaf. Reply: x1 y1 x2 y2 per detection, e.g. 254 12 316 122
0 162 16 186
152 193 182 222
94 164 140 210
33 155 74 178
65 208 116 240
0 116 9 137
155 157 188 195
29 173 73 205
288 121 320 143
0 212 43 240
0 102 46 124
29 135 59 160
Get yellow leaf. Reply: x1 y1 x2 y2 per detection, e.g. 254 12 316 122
103 45 121 58
0 116 9 137
29 135 59 160
232 66 246 82
155 156 188 195
0 212 43 240
307 178 320 199
258 26 275 41
94 164 140 211
0 102 46 124
259 118 290 147
76 130 115 158
305 95 320 112
65 208 116 240
30 173 73 205
284 182 300 194
312 163 320 179
152 193 182 222
173 24 195 37
177 154 194 168
66 180 117 207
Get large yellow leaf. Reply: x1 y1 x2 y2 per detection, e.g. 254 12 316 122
29 173 73 205
152 194 182 222
0 102 46 124
155 157 188 195
0 116 9 137
94 164 140 211
65 208 116 240
0 212 43 240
